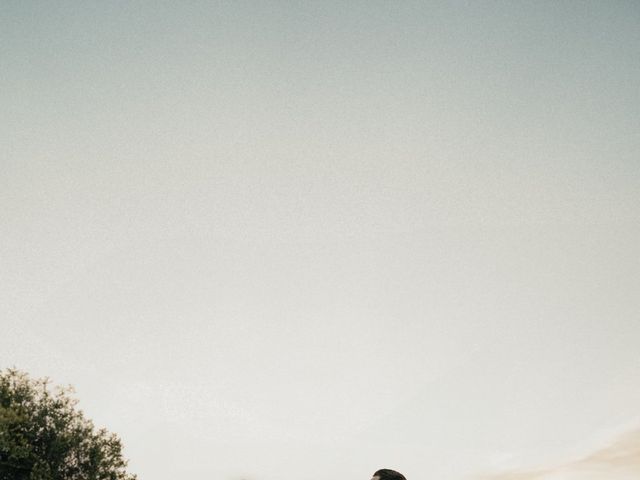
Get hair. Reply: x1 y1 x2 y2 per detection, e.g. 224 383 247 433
373 469 407 480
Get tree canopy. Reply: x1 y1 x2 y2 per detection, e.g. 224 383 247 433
0 368 136 480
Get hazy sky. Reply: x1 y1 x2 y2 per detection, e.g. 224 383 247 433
2 2 639 480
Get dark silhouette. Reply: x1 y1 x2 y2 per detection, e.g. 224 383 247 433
372 469 407 480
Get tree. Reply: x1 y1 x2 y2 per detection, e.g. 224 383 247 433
0 368 136 480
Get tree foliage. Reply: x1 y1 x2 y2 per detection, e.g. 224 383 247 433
0 369 136 480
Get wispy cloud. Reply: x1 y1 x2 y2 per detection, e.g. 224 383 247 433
477 428 640 480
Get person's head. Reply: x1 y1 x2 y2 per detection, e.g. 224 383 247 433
372 469 406 480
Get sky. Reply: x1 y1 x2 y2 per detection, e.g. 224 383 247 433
481 428 640 480
1 2 639 479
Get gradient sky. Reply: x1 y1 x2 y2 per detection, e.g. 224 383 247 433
2 2 639 480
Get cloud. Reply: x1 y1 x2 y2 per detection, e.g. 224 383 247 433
477 428 640 480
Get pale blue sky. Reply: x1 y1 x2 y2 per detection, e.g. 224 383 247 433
2 2 639 480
